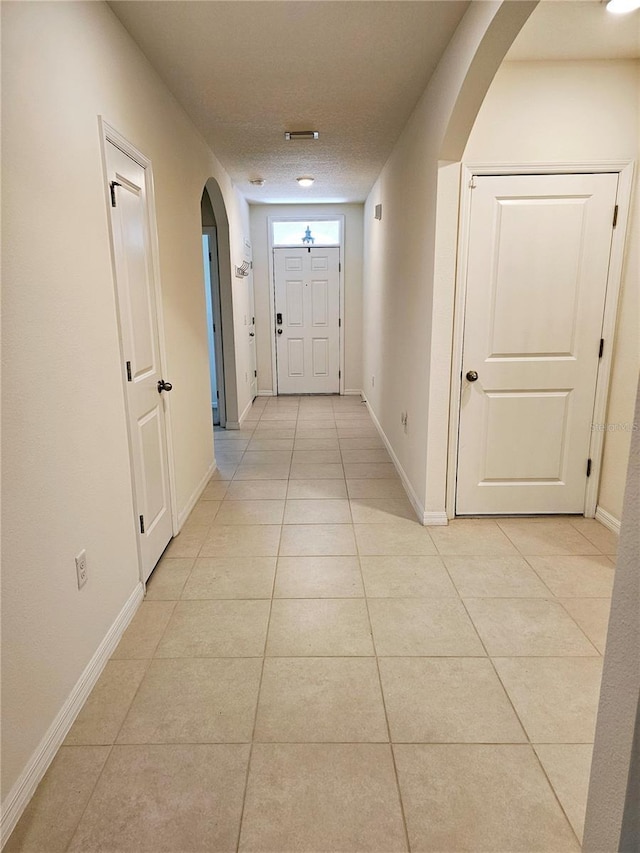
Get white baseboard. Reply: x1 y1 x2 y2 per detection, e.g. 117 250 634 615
0 582 144 848
238 397 254 426
344 389 363 397
177 460 216 530
423 511 449 526
256 390 274 397
362 396 439 526
595 505 622 534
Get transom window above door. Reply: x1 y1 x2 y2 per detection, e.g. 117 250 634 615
272 220 340 247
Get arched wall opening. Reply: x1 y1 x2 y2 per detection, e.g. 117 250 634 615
201 178 239 428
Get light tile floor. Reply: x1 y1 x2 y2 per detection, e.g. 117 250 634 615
8 394 618 852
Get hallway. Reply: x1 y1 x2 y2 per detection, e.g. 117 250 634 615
7 395 617 851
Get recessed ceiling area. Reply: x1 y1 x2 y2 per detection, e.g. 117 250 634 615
507 0 640 61
108 1 469 203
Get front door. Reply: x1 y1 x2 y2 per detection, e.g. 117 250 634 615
106 140 174 580
456 172 618 515
274 246 340 394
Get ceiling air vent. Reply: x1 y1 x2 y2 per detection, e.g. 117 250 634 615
284 131 319 141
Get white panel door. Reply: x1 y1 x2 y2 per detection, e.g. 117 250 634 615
457 172 618 515
248 272 258 400
106 141 173 579
274 247 340 394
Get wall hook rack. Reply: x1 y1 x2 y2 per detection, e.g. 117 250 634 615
235 260 250 278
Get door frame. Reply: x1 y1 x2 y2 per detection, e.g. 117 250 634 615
202 226 227 427
446 160 635 520
267 215 345 395
99 118 179 579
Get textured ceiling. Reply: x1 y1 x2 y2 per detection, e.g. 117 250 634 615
108 1 470 203
507 0 640 61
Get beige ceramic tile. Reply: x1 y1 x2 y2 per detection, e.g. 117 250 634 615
274 556 364 598
111 601 175 660
251 426 296 438
156 600 270 657
291 450 342 464
350 498 415 524
355 522 437 556
465 598 599 656
161 527 207 559
498 520 600 556
394 744 579 852
289 462 345 479
340 448 392 463
534 744 594 842
284 499 352 524
232 464 290 480
444 555 552 598
239 744 407 852
145 558 193 600
346 478 407 499
286 478 347 499
267 598 374 656
200 525 281 557
259 411 299 421
380 657 525 744
65 660 148 745
560 598 611 654
200 479 229 500
430 520 519 556
68 744 249 853
254 657 388 742
493 657 603 742
213 499 285 525
343 462 398 479
368 598 484 656
527 555 615 598
117 658 262 743
293 427 337 439
337 426 380 438
339 436 384 450
185 500 221 526
570 518 618 555
224 480 288 500
240 450 292 465
5 746 110 853
215 449 245 464
293 437 340 450
245 439 294 452
279 524 357 556
210 462 237 480
360 556 457 598
181 557 276 600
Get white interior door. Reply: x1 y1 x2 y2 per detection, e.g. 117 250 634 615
106 140 173 580
274 247 340 394
248 273 258 400
457 172 618 515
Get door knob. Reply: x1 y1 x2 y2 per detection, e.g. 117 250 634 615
157 379 173 393
277 329 283 335
465 370 478 382
249 332 255 337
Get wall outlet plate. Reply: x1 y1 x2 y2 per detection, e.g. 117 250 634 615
75 550 87 589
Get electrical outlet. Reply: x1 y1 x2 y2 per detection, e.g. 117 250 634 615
75 550 87 589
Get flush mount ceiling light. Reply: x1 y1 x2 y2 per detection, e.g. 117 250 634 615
606 0 640 12
249 178 265 186
285 131 319 141
296 177 315 187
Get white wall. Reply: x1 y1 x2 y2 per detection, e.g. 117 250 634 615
1 0 247 815
462 59 640 522
250 204 364 395
362 1 535 518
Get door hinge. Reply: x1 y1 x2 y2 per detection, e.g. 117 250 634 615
252 317 255 325
599 338 604 359
254 370 257 378
139 514 145 533
338 370 341 379
469 177 477 190
212 323 216 332
338 318 341 328
586 459 592 478
216 389 219 399
613 205 618 228
209 252 212 262
339 262 341 272
126 361 132 382
110 180 122 208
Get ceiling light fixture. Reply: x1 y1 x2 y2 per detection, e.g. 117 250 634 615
285 131 319 141
249 178 265 186
296 177 314 187
606 0 640 12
